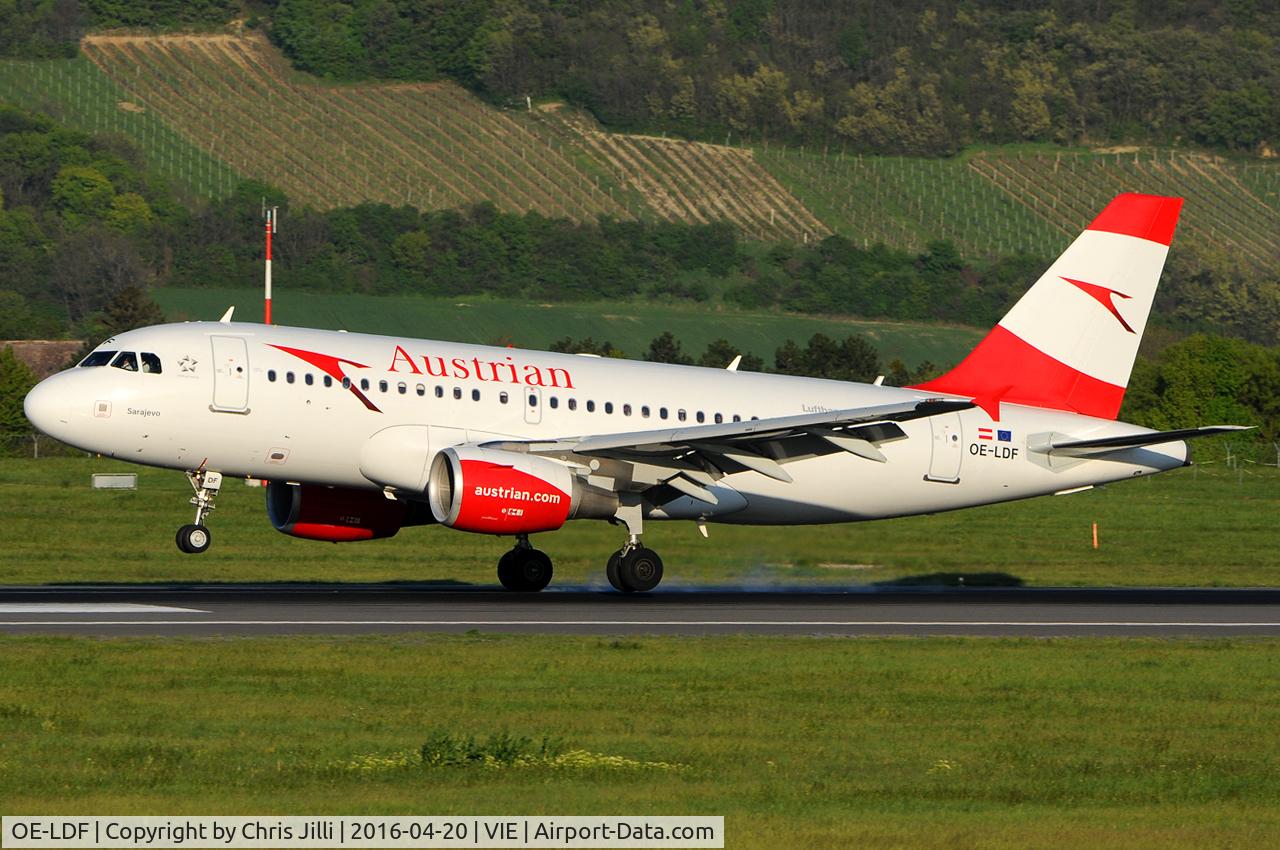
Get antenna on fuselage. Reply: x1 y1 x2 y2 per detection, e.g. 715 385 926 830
263 202 278 325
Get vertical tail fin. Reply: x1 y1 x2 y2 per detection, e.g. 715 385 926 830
911 193 1183 420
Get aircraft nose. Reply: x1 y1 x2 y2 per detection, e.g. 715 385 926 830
23 376 70 438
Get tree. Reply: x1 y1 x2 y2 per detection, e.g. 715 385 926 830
105 192 153 232
102 285 166 336
0 345 37 439
698 338 762 371
50 227 147 323
51 165 114 226
644 331 693 364
549 336 625 358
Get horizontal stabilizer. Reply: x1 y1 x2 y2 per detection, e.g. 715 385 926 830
1035 425 1252 457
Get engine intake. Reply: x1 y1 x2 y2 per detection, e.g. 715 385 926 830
428 446 617 534
266 482 429 542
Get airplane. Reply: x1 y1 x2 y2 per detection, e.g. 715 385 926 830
23 193 1246 593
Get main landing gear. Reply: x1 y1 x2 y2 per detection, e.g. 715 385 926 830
495 505 666 594
497 535 554 592
605 501 663 593
175 468 222 555
606 543 664 593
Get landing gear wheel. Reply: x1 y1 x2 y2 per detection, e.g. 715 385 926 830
175 524 211 554
498 548 553 592
613 546 664 593
606 550 624 592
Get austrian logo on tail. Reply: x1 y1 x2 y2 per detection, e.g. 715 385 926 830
1062 277 1135 333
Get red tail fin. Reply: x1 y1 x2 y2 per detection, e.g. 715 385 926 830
911 194 1183 420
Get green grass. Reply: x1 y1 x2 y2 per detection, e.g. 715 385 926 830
153 288 984 370
2 634 1279 848
1 457 1275 587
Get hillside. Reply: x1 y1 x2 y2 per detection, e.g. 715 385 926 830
74 33 825 243
0 33 1275 271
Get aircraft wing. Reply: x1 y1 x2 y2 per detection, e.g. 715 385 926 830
1032 425 1253 458
480 398 973 499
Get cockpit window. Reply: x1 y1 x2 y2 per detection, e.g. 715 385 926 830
140 352 162 374
110 351 138 372
80 350 116 367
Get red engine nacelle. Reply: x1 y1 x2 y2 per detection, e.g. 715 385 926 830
266 482 429 542
427 447 617 535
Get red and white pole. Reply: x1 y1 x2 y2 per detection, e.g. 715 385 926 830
264 206 277 324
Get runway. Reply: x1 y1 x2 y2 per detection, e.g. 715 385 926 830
1 584 1279 637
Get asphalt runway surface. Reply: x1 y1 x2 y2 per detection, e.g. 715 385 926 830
1 584 1279 637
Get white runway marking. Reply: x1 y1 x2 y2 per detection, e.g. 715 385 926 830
0 603 208 614
0 619 1277 628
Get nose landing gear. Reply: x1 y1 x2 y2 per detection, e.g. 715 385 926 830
176 468 222 554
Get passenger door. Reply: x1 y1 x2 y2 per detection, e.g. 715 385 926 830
924 412 963 483
210 336 250 413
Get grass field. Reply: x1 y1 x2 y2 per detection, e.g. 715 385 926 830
1 456 1275 588
2 634 1278 848
152 288 984 370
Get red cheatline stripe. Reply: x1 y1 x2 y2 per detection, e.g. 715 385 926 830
1086 193 1182 246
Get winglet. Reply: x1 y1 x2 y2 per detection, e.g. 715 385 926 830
219 306 235 323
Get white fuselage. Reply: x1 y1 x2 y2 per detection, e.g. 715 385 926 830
25 321 1188 527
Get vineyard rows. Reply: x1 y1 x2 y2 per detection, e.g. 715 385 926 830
0 55 239 203
759 145 1280 266
2 34 1277 265
78 34 826 242
78 34 630 220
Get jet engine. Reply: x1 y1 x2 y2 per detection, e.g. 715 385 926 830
427 446 617 534
266 481 431 542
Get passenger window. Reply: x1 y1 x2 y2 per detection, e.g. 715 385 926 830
472 389 480 401
268 369 277 382
435 386 443 398
342 377 351 389
453 387 462 400
379 380 388 393
678 409 687 422
549 396 558 409
641 405 650 418
80 350 116 367
568 398 577 411
733 414 741 422
587 400 596 412
110 351 138 371
605 402 614 414
528 393 538 407
499 391 509 404
659 407 668 420
140 353 162 374
304 373 314 386
286 371 295 384
623 404 632 416
696 411 705 423
324 375 333 387
397 382 406 395
360 378 370 391
416 384 425 396
714 413 723 424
